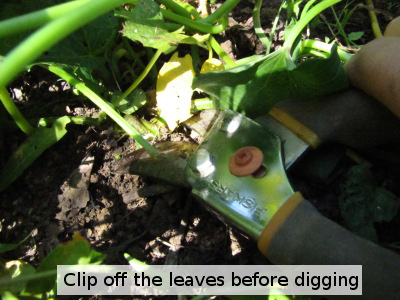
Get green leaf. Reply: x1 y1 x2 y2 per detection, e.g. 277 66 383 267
192 45 348 118
0 260 36 295
347 31 364 41
180 33 210 48
371 188 400 222
120 0 182 53
37 11 118 76
113 89 146 115
0 1 118 75
124 253 148 267
339 164 400 242
25 233 106 294
120 0 207 53
0 231 33 254
0 244 22 255
0 291 19 300
0 116 71 192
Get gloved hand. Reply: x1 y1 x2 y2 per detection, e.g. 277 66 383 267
345 17 400 118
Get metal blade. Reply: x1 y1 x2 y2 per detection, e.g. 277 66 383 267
185 110 294 239
115 109 308 188
113 110 221 186
184 109 309 169
182 109 221 143
254 114 310 169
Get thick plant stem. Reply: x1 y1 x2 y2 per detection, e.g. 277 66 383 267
0 0 91 38
300 39 352 62
300 0 317 19
0 0 135 90
42 65 158 157
156 0 192 19
209 36 236 68
253 0 269 48
115 50 163 106
38 116 99 127
203 0 241 24
365 0 382 38
266 3 284 54
0 87 35 135
284 0 342 50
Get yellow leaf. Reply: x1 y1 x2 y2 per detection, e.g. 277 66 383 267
200 58 224 73
156 52 195 131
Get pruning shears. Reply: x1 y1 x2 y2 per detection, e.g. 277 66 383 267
116 89 400 299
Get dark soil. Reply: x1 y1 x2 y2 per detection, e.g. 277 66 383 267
1 0 400 298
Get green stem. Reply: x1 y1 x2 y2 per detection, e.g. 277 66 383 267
267 3 284 54
308 49 329 58
174 1 202 20
115 49 163 106
0 87 35 135
340 2 361 30
203 0 241 24
141 119 159 136
284 0 343 50
0 0 136 90
41 64 158 157
122 38 146 70
330 7 354 47
156 0 193 19
299 39 352 62
38 116 100 127
191 45 200 74
160 9 227 34
192 98 214 113
209 36 236 68
300 0 317 19
253 0 270 49
145 48 158 81
206 41 213 60
365 0 382 38
0 0 91 38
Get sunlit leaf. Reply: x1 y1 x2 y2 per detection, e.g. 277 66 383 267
120 0 185 53
0 291 19 300
193 45 348 117
25 232 105 293
200 58 224 73
120 0 208 53
156 52 195 131
181 33 210 48
0 261 35 295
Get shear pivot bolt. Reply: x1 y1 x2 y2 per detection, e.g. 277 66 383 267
229 146 264 177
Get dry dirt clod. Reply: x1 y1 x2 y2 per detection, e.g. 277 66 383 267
56 155 94 223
